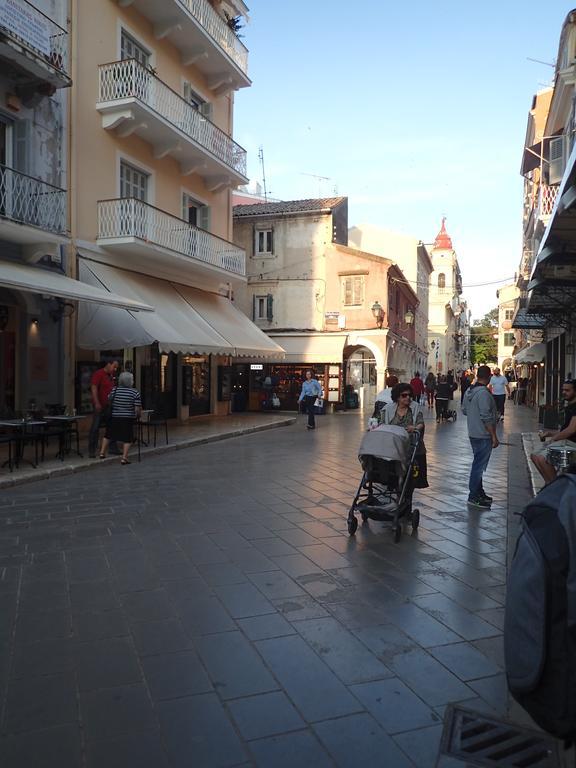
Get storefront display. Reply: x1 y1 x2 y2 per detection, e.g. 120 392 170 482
243 363 341 411
182 356 210 416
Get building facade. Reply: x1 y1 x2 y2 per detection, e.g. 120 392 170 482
233 197 420 411
496 282 520 372
70 0 280 419
426 219 465 375
348 224 433 376
513 11 576 409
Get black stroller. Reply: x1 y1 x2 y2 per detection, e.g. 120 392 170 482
347 425 420 542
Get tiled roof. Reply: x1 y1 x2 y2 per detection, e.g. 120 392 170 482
233 197 347 217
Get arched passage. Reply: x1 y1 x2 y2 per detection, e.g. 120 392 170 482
344 335 386 410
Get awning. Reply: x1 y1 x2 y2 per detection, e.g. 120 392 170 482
174 285 284 358
78 261 233 354
515 343 546 363
512 308 547 330
79 260 285 358
269 334 346 363
0 259 153 312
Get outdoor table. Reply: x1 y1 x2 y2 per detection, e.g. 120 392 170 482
44 415 87 459
0 419 47 468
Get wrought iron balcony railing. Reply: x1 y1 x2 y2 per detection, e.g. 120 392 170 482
0 165 67 234
98 59 247 177
98 198 245 276
537 184 559 219
178 0 248 74
0 0 69 76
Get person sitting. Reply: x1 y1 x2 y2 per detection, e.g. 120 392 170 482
531 379 576 484
380 383 428 488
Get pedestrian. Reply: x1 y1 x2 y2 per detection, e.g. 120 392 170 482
410 372 425 405
447 370 455 400
435 375 452 422
517 376 528 405
460 369 471 405
99 371 142 464
462 364 499 508
298 369 322 430
424 370 436 409
88 359 119 458
380 383 428 487
531 378 576 485
489 367 510 421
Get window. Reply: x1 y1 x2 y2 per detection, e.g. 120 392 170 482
182 193 210 230
121 30 150 67
254 294 273 321
504 309 514 320
438 273 446 290
255 229 273 255
342 275 364 306
183 81 213 121
120 161 148 200
503 333 515 347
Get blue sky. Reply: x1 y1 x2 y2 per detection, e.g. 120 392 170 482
234 1 570 318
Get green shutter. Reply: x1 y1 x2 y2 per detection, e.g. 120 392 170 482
266 294 273 321
199 205 211 231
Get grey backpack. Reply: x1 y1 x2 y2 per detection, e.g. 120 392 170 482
505 473 576 739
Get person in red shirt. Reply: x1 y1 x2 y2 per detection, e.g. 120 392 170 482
88 360 119 458
410 372 426 405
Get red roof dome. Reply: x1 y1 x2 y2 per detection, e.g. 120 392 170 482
434 217 453 250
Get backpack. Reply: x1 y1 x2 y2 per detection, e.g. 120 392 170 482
505 473 576 740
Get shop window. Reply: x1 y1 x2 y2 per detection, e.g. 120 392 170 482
503 332 515 347
254 294 273 321
342 275 364 306
254 228 274 256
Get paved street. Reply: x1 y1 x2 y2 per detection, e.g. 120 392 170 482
0 402 540 767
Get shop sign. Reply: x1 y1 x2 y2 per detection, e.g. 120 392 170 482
0 0 51 57
250 364 263 370
325 311 339 324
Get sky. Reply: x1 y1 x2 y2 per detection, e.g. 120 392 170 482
233 0 571 320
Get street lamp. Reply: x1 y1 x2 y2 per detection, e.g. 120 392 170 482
404 308 415 326
371 300 385 329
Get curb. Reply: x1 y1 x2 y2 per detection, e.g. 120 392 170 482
0 417 297 490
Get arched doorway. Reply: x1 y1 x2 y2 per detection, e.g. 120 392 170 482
344 338 386 410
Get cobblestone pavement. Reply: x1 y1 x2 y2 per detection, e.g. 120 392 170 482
0 402 541 767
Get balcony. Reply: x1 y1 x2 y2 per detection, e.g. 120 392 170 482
0 0 71 89
117 0 249 91
97 198 246 282
536 184 559 223
0 165 67 249
97 59 247 188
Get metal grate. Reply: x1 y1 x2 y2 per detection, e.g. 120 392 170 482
440 706 559 768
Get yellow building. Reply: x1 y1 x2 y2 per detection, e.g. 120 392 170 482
70 0 281 418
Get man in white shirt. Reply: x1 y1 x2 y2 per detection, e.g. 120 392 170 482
489 367 510 420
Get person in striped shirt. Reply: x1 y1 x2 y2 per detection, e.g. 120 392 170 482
100 371 142 464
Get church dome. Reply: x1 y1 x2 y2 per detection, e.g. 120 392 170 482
434 217 453 250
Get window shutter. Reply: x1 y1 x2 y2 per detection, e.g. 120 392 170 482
14 120 31 175
199 101 213 121
252 294 256 321
266 294 274 322
549 136 565 184
183 81 191 103
199 205 211 231
268 228 274 254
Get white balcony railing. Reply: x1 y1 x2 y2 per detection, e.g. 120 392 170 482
98 59 247 177
179 0 248 74
0 165 67 234
537 184 559 219
0 0 69 77
98 198 245 276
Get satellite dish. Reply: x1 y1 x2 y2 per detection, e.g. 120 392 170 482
501 320 512 331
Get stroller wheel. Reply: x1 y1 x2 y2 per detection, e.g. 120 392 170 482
348 517 358 536
411 508 420 530
453 412 457 421
394 524 402 543
360 510 369 523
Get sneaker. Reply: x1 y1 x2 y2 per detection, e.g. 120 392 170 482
467 496 491 509
479 491 493 503
306 425 315 430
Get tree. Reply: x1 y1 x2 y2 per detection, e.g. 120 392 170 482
470 308 498 365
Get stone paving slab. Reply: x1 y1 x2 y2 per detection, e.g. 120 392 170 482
0 403 564 767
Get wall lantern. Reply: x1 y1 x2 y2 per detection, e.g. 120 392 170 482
371 300 385 329
404 308 415 326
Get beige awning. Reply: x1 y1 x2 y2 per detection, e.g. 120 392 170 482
515 343 546 363
269 334 347 363
0 259 153 311
78 261 233 354
175 284 284 359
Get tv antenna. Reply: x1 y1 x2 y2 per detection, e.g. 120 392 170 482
258 146 268 202
301 172 337 196
526 57 555 68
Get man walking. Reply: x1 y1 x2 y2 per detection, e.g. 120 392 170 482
88 359 119 458
462 365 499 508
298 369 322 430
489 367 510 421
410 372 425 405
